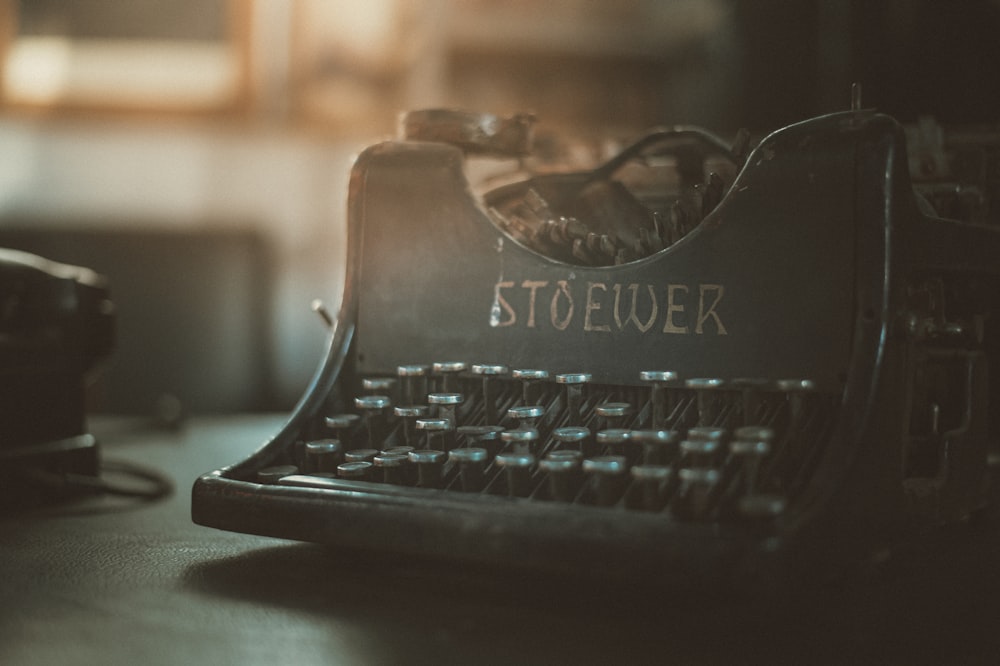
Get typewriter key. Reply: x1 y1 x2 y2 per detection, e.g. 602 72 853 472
552 426 591 457
582 455 628 507
325 413 361 443
408 449 447 488
679 437 723 467
471 364 509 425
337 461 373 481
675 467 722 519
539 456 582 502
355 395 392 448
256 465 299 484
345 448 379 464
397 364 430 405
456 424 504 456
304 439 344 473
685 378 726 426
630 429 681 465
546 449 583 462
595 402 634 430
495 452 536 497
449 447 489 492
776 379 817 427
730 426 775 494
415 417 450 451
501 427 540 456
373 452 408 485
556 373 592 426
630 464 672 511
512 369 549 404
639 371 680 428
428 392 464 433
362 377 396 395
595 428 632 458
394 405 429 446
432 361 467 392
507 405 544 430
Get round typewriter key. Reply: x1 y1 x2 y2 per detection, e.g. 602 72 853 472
449 447 489 492
552 426 591 456
630 464 672 511
304 438 344 473
507 405 544 429
582 455 628 506
337 461 373 481
416 417 450 451
373 452 408 485
345 448 379 464
556 373 591 425
397 364 430 405
408 449 447 488
457 424 504 457
595 428 632 458
685 378 726 426
546 449 583 462
256 465 299 484
776 379 817 426
630 429 681 465
428 392 464 441
687 426 727 442
512 368 549 403
495 451 536 497
680 438 722 467
356 395 392 448
362 377 395 394
539 456 582 502
675 467 722 519
325 413 361 444
595 402 633 429
500 427 540 455
432 361 467 392
383 445 415 457
640 371 680 427
731 426 775 494
394 404 429 446
552 426 589 444
472 364 509 425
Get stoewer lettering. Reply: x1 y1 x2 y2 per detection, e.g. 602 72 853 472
491 279 727 335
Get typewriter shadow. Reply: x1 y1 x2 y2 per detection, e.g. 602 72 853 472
181 534 998 664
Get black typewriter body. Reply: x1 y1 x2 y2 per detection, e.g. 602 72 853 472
193 109 1000 584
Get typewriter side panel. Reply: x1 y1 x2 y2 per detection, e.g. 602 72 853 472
353 122 857 391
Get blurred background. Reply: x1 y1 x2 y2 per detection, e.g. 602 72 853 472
0 0 997 417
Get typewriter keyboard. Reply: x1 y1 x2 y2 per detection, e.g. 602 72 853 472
261 364 838 523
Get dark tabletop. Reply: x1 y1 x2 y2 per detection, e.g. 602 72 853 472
2 414 999 665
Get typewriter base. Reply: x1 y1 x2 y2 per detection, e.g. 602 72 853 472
194 473 885 588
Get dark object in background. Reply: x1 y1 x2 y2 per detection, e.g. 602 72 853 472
194 105 1000 586
0 249 113 507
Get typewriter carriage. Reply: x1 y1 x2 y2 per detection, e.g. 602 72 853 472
193 108 1000 582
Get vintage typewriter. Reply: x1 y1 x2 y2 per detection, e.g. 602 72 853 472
193 99 1000 584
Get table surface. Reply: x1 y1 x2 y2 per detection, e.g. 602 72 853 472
2 414 999 665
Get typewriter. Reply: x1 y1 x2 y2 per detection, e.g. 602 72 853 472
193 101 1000 584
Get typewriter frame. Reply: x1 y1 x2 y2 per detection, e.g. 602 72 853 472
193 110 999 584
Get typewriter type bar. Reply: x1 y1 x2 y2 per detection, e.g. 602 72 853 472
194 108 1000 583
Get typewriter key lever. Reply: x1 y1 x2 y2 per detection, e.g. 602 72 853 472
195 103 1000 585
